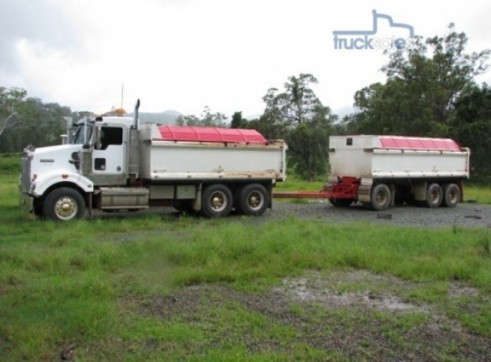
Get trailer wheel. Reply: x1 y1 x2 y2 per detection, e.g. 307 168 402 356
370 183 391 210
442 183 460 208
202 184 233 218
426 183 443 208
239 183 269 216
43 187 86 221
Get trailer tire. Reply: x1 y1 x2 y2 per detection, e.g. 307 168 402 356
43 187 86 221
426 183 443 208
442 183 460 208
239 183 269 216
202 184 233 218
370 183 391 211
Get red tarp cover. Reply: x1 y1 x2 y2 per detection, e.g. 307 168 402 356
379 136 461 151
157 126 267 144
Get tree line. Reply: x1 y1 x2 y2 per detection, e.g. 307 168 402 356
1 25 490 182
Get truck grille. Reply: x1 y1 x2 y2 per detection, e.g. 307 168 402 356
21 154 31 193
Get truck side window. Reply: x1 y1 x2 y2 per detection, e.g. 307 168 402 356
99 127 123 150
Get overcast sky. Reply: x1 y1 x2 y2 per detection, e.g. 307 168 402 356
1 0 490 118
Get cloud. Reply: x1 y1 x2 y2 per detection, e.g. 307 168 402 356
0 0 77 74
1 0 490 116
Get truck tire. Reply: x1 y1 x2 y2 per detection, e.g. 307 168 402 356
43 187 86 221
239 183 269 216
370 183 391 211
442 183 460 208
202 184 233 218
426 183 443 208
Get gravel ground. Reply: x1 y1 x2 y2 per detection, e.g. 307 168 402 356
98 201 491 229
266 201 491 229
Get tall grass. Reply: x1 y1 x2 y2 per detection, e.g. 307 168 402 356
1 153 490 360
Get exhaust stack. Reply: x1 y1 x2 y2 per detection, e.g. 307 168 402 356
133 99 140 129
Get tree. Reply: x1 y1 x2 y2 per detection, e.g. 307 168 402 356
287 104 336 180
259 74 335 180
200 106 226 127
0 88 72 152
271 74 322 126
453 84 491 183
231 111 247 129
346 25 490 137
175 106 226 127
0 87 27 137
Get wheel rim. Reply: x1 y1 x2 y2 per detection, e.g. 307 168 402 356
447 187 459 204
54 196 78 220
247 191 264 211
209 191 228 212
375 190 388 207
429 189 440 203
428 184 442 206
445 185 460 205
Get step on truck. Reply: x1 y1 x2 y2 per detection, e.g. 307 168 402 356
275 135 470 210
20 101 287 221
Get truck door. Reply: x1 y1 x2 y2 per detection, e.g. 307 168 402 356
92 125 126 177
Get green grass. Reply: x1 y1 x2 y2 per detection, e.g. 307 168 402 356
465 185 491 204
1 153 491 360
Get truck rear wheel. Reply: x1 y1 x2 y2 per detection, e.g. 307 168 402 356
442 183 460 207
43 187 86 221
426 183 443 208
202 184 233 218
370 183 391 210
239 183 269 216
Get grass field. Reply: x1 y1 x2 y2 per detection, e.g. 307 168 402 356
1 154 490 360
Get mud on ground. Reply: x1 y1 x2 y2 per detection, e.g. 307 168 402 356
128 270 490 361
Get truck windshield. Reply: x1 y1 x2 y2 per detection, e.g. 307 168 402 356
72 123 93 144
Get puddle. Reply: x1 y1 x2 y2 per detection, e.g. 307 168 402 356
276 271 428 313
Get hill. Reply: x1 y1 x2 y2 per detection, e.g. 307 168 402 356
129 110 182 125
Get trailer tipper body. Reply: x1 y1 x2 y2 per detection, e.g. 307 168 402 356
20 103 287 221
276 135 470 210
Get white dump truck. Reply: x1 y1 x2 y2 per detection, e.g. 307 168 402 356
325 135 470 210
20 101 287 221
274 134 470 210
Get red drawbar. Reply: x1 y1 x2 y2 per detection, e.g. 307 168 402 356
379 136 461 151
157 126 267 144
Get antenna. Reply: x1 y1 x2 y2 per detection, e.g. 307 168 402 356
120 84 124 109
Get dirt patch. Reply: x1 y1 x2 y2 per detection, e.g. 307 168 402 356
275 270 428 313
128 270 490 361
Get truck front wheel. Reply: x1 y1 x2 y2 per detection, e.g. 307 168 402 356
202 184 233 218
43 187 86 221
239 183 269 216
370 183 391 210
